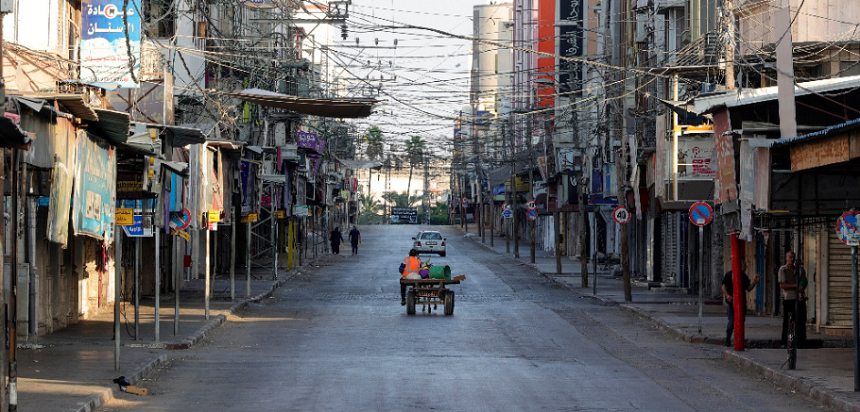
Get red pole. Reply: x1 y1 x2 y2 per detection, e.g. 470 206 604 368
732 234 744 351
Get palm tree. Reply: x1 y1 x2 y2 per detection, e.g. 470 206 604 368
363 126 385 161
382 191 421 208
404 135 425 199
358 192 382 224
362 126 385 213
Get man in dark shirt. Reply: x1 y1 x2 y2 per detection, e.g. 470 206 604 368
348 226 361 255
721 260 761 347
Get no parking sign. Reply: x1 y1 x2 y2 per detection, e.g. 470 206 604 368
837 211 860 246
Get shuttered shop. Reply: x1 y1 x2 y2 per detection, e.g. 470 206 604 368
828 230 854 327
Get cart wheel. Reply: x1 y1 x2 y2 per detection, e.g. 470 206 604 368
406 291 416 315
444 290 455 315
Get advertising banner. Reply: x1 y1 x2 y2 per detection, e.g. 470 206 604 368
713 109 737 204
391 207 418 224
73 133 116 241
297 132 324 154
677 137 717 178
81 0 141 88
558 0 585 96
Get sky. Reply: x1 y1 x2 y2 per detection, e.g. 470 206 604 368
332 0 481 159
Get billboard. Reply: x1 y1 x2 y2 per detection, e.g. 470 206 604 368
558 0 585 96
73 132 116 241
81 0 141 88
391 208 418 224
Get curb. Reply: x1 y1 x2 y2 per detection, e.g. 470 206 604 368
723 350 860 412
73 265 312 411
70 354 169 412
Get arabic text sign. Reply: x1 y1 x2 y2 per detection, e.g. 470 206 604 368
297 132 324 154
73 133 115 241
239 0 278 8
81 0 141 88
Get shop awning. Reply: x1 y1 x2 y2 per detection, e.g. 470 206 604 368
85 109 130 144
224 88 376 118
164 124 207 146
336 158 383 169
10 93 98 121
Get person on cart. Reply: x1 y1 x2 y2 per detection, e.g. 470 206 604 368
400 249 422 305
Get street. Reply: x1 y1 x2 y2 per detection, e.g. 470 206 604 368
100 225 830 412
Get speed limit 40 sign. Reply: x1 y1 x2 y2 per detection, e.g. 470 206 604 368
613 206 631 224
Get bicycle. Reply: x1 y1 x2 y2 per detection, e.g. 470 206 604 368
786 309 797 370
782 296 805 370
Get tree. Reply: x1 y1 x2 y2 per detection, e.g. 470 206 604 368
382 191 421 208
363 126 385 161
404 135 425 198
358 192 382 225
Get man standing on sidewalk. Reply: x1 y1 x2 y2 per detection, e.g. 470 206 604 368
779 251 807 348
721 260 761 347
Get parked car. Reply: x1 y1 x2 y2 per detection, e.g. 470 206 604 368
412 231 446 257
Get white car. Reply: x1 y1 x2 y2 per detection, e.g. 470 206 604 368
412 231 447 257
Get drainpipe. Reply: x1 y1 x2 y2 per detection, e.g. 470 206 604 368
27 197 37 337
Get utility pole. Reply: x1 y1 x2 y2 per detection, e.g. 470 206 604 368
511 120 519 258
618 119 632 302
527 115 536 264
724 0 736 91
503 122 510 253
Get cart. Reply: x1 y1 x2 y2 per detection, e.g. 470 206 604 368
400 278 463 315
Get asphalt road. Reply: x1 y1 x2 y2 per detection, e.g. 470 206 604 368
100 225 832 412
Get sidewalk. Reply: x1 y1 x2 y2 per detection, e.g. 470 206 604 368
463 228 860 412
18 260 312 412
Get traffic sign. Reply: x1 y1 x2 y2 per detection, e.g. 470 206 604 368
612 206 631 224
502 209 513 219
527 209 537 220
462 199 468 208
526 200 536 210
837 211 860 246
122 215 153 237
116 208 134 226
689 202 713 226
503 202 511 211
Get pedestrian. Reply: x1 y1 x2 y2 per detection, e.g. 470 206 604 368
721 260 761 347
779 251 807 348
400 248 422 305
349 225 361 255
329 227 344 255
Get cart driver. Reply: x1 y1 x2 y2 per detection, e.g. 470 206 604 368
401 249 422 305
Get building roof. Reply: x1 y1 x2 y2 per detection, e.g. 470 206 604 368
10 93 98 121
693 74 860 115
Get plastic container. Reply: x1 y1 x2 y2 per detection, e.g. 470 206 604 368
428 265 451 280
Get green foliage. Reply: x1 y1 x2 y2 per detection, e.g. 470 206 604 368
358 192 383 225
362 126 385 160
428 202 450 225
382 191 421 208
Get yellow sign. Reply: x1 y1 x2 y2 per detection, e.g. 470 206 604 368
241 213 259 223
208 210 221 223
275 210 285 219
172 229 191 242
116 208 134 226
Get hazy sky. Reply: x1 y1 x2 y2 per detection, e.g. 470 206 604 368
337 0 482 157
